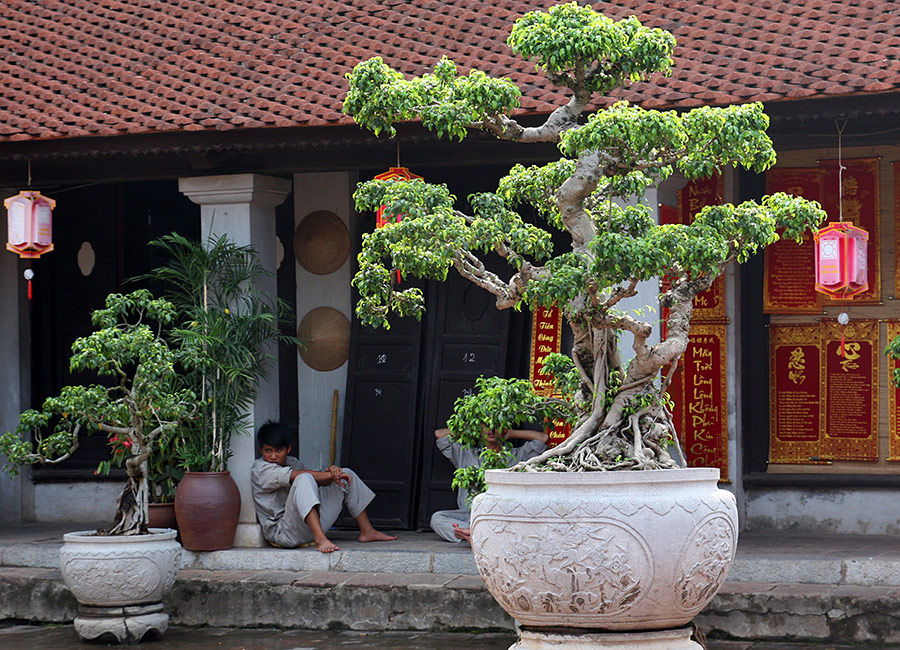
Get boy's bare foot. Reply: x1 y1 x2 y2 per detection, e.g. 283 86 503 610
315 536 339 553
358 529 398 543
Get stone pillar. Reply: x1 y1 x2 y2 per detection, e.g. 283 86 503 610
0 191 28 524
179 173 292 547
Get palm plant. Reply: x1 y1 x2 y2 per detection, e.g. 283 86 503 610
144 232 295 472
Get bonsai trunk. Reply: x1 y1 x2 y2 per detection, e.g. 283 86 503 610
104 455 150 536
521 277 710 473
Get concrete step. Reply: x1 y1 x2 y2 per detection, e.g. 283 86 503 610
4 525 900 644
5 566 900 645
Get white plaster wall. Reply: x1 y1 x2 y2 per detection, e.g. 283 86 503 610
292 172 354 470
33 482 120 523
745 488 900 535
614 187 661 361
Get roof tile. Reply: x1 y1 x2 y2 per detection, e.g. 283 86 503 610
0 0 897 143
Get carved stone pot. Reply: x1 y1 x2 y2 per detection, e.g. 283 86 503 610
59 528 181 643
470 468 737 649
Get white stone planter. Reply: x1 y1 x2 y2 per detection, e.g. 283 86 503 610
470 468 737 638
59 528 181 642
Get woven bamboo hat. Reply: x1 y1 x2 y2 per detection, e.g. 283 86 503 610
293 210 350 275
296 306 350 371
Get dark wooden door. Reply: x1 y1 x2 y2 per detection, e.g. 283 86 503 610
340 304 425 528
415 270 510 527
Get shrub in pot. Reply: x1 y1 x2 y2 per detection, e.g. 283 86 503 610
143 232 297 550
0 290 197 642
343 3 827 647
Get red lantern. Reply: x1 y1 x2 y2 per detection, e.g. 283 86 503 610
373 167 423 228
813 221 868 299
373 167 423 282
5 190 55 259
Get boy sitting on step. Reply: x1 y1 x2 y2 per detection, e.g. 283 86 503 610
250 421 397 553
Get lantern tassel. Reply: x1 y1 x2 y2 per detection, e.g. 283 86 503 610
840 329 845 358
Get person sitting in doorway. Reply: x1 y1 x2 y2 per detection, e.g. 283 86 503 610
250 421 397 553
430 425 548 544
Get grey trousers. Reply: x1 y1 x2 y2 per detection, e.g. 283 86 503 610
270 468 375 548
430 509 470 543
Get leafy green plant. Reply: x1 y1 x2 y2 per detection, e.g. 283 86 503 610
343 2 827 490
0 290 197 534
142 232 297 473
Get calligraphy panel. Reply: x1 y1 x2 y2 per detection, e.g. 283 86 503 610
763 168 823 313
769 324 822 464
819 158 881 304
888 322 900 461
529 305 570 447
894 163 900 297
674 323 728 478
677 175 726 320
820 319 878 461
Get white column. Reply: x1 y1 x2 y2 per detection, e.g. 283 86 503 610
179 173 292 548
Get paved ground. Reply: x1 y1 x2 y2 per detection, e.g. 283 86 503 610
0 624 894 649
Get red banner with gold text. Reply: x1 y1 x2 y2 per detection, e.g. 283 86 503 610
888 321 900 461
820 319 879 461
676 175 726 320
529 305 570 446
667 323 729 478
764 168 824 313
769 324 823 464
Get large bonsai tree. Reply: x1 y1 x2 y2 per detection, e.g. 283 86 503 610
343 3 825 480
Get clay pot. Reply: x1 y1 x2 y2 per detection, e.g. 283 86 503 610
470 468 737 634
174 471 241 551
148 502 177 531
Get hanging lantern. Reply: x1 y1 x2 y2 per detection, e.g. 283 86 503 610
372 167 423 282
5 190 55 259
813 221 868 299
373 166 423 228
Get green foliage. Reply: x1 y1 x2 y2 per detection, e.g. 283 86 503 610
447 376 567 448
342 4 829 475
507 2 675 94
0 290 198 533
142 233 298 472
343 56 521 139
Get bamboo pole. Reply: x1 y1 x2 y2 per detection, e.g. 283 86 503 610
329 389 339 465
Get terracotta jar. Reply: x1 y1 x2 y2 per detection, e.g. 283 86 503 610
174 471 241 551
148 502 177 531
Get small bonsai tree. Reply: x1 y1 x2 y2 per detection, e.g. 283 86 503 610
0 290 197 535
343 3 826 487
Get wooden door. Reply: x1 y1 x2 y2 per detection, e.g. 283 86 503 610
415 270 510 527
340 304 425 528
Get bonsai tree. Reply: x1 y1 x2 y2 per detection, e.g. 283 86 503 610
143 232 296 472
343 3 826 490
0 290 197 535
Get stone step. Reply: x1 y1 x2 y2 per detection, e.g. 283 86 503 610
7 538 900 587
4 566 900 645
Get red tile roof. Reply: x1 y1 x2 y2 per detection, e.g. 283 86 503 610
1 0 898 143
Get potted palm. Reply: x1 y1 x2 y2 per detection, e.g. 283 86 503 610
343 3 827 648
143 232 295 551
0 289 197 642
